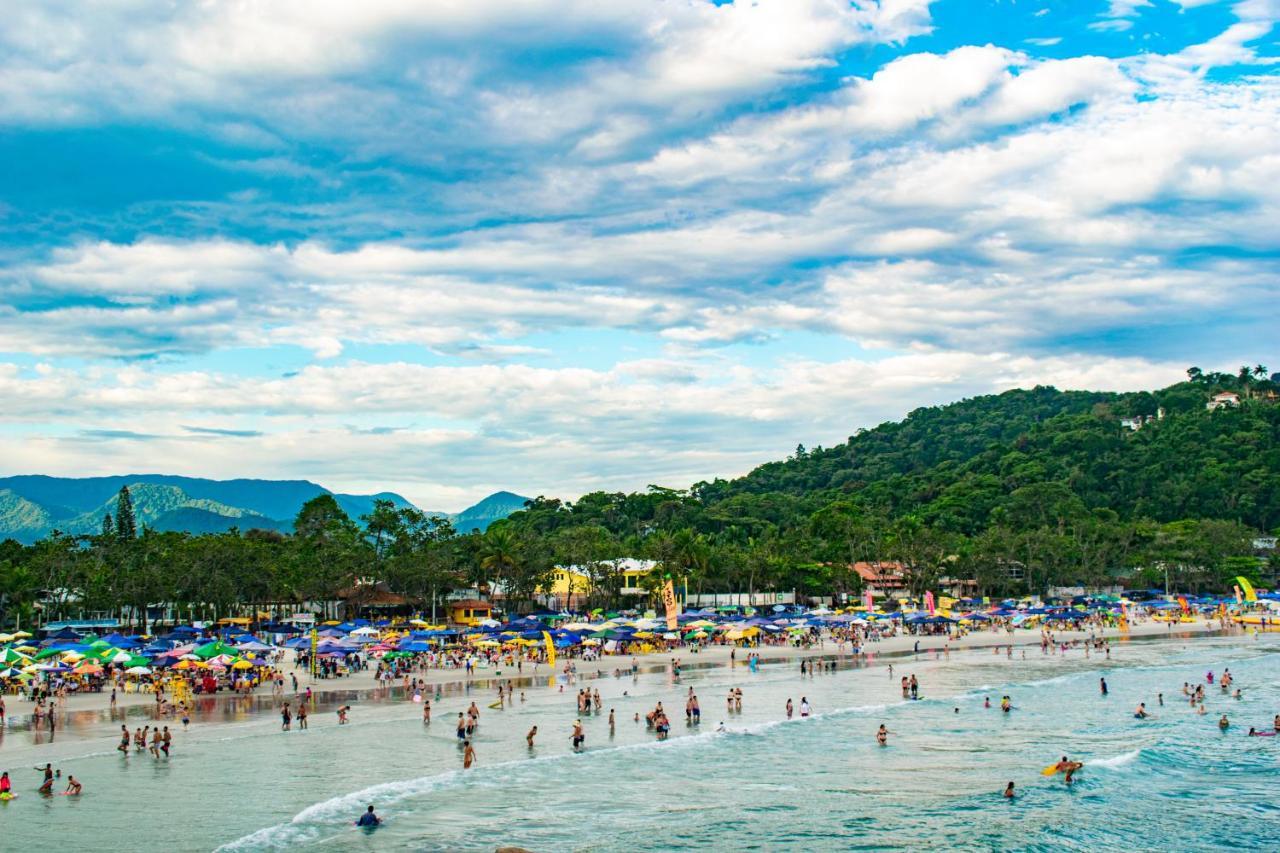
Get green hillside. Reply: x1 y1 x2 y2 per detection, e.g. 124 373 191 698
494 370 1279 596
0 489 54 542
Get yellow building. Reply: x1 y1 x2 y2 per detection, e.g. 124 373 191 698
536 559 661 608
448 599 493 627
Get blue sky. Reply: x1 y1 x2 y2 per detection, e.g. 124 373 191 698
1 0 1276 509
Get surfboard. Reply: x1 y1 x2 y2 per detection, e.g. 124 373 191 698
0 792 17 801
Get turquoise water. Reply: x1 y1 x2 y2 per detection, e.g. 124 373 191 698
3 635 1279 851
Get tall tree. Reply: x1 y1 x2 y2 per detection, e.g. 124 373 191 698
115 486 137 540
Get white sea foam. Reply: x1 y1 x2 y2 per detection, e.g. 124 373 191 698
1089 748 1142 769
217 698 899 850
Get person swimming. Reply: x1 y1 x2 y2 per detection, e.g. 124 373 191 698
355 805 381 827
1218 714 1230 730
1003 781 1015 799
1053 756 1082 784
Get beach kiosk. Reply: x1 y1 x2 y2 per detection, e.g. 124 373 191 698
448 599 493 627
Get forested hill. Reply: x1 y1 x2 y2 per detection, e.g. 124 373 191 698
502 371 1279 555
692 378 1279 535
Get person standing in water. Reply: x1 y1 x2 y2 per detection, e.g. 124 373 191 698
1099 677 1108 696
786 698 793 719
1003 782 1015 799
35 764 54 795
355 805 381 827
463 740 476 769
876 724 890 745
526 725 538 747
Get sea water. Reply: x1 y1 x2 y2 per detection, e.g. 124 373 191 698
2 634 1278 851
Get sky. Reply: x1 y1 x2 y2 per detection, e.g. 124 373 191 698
1 0 1277 511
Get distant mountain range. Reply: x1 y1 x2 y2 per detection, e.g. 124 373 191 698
0 475 529 543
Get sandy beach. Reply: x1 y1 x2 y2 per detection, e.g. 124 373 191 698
1 616 1227 754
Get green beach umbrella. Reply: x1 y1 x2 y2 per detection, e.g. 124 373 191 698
194 640 238 660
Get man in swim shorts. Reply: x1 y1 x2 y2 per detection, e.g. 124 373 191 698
35 764 54 795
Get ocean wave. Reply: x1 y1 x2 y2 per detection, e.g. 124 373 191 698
217 698 899 850
1088 748 1142 769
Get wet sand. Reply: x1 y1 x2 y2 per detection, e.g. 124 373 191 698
0 617 1228 761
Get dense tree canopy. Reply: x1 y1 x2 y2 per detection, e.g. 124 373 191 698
1 372 1275 627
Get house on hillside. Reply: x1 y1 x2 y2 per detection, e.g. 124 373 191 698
853 561 907 597
1206 391 1241 411
1120 407 1165 431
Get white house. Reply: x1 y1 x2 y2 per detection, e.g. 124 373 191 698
1206 391 1241 411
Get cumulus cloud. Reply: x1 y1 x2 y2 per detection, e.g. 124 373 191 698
1 1 1277 503
0 351 1192 507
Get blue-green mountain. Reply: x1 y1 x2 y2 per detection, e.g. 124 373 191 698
0 475 527 542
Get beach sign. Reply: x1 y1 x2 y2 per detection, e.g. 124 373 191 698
662 580 680 631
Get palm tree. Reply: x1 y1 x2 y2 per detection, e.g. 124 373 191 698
1253 364 1268 379
478 527 519 605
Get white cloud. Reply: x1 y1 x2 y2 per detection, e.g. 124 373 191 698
0 351 1193 507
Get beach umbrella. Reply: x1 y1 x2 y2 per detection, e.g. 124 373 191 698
194 640 239 659
73 662 104 675
125 666 152 675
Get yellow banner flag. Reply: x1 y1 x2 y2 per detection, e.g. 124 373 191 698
542 631 556 670
1236 576 1258 602
662 579 680 631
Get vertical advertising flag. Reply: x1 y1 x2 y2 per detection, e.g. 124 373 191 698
924 591 936 616
309 627 318 678
662 579 680 631
1236 577 1258 602
542 631 556 670
863 589 874 613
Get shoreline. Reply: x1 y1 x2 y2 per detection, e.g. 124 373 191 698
1 617 1230 750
